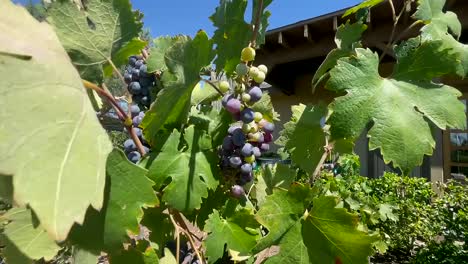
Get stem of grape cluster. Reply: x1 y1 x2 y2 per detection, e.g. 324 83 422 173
379 0 410 61
250 0 264 47
82 80 147 156
311 142 335 183
204 79 225 97
169 213 181 263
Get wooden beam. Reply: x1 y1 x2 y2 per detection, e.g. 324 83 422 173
303 24 314 43
278 32 290 48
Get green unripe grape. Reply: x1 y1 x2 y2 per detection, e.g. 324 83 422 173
249 67 260 78
236 83 246 93
244 154 256 164
249 123 259 133
253 71 266 83
241 93 251 103
241 47 256 62
219 80 230 93
242 123 251 133
249 132 261 142
236 63 249 76
254 112 263 122
258 64 268 74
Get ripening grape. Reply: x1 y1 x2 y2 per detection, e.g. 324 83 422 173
133 115 143 127
249 122 258 133
129 56 137 66
226 98 241 114
253 71 266 83
222 94 233 107
248 132 262 142
231 185 245 198
241 108 255 123
244 155 256 164
229 156 242 168
260 143 270 152
130 104 140 117
241 93 251 103
129 82 142 94
254 112 263 122
258 119 268 128
222 136 234 151
232 129 246 146
248 86 262 102
124 139 136 152
249 67 260 78
241 47 256 62
236 63 249 76
242 123 251 133
241 143 254 156
257 133 265 143
258 64 268 74
263 122 275 133
131 68 140 80
241 172 253 183
264 132 273 143
228 125 241 135
135 60 144 69
128 151 141 163
236 83 246 93
240 163 252 175
124 73 132 84
253 147 261 158
219 81 230 93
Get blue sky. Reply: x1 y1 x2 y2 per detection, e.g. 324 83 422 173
15 0 363 37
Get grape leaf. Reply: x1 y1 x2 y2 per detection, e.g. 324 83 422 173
303 196 378 264
0 176 13 204
204 209 260 262
0 1 112 241
188 105 231 148
255 164 296 207
146 36 179 73
211 0 271 75
111 245 159 264
413 0 468 77
160 248 177 264
103 149 159 251
47 0 143 81
140 207 173 254
141 31 214 145
0 208 60 263
103 38 147 76
276 104 327 173
342 0 385 18
147 126 219 212
327 48 465 173
251 0 273 46
71 247 99 264
191 81 222 106
251 93 280 122
312 21 367 89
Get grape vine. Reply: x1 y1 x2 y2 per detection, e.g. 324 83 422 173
0 0 467 263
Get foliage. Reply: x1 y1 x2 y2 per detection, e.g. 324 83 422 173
1 0 468 263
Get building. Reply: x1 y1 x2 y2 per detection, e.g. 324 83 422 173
256 0 468 182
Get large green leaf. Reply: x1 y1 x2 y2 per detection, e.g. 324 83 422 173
147 126 219 212
312 21 367 89
103 38 147 76
254 164 296 207
211 0 271 75
188 105 231 148
327 48 465 173
0 0 112 241
0 176 13 204
413 0 468 77
191 81 222 106
140 207 173 254
141 31 214 145
303 196 378 264
276 104 327 173
204 209 260 262
111 244 159 264
0 208 60 263
146 36 179 73
71 247 99 264
47 0 143 81
103 149 159 251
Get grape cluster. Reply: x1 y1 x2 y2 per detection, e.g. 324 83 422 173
123 103 151 163
124 55 155 107
219 47 275 198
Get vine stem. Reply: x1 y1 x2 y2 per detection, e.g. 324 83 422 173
379 0 409 62
82 80 146 156
204 79 225 97
250 0 264 47
172 210 205 264
310 142 334 183
169 214 181 263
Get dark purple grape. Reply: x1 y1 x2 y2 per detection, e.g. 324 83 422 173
128 56 137 66
132 68 140 80
260 143 270 152
232 129 246 147
253 147 261 157
140 64 148 75
241 172 253 182
241 108 255 123
140 76 153 87
228 126 241 135
231 185 245 198
141 87 150 96
241 143 254 156
233 112 241 121
226 98 241 114
124 139 136 152
133 116 143 127
130 104 140 117
124 73 132 84
141 96 150 105
222 94 234 107
222 136 234 151
129 82 141 94
240 163 252 175
127 151 141 163
263 122 275 133
248 86 262 102
264 132 273 143
135 60 144 69
229 156 242 168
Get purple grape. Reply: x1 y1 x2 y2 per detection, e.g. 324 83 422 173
140 77 153 87
124 73 132 84
135 60 144 69
228 126 241 135
260 143 270 152
264 132 273 143
229 156 242 168
249 86 262 102
222 136 234 151
231 185 245 198
241 108 255 123
124 139 136 152
132 68 140 80
233 112 241 121
241 172 253 182
241 143 254 156
226 98 241 114
127 151 141 163
140 64 148 75
138 111 145 118
133 116 143 127
128 56 137 66
257 133 265 143
129 82 141 94
253 147 261 157
141 96 150 105
130 104 140 117
222 94 233 107
134 128 143 138
263 122 275 133
232 129 246 147
240 163 252 175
